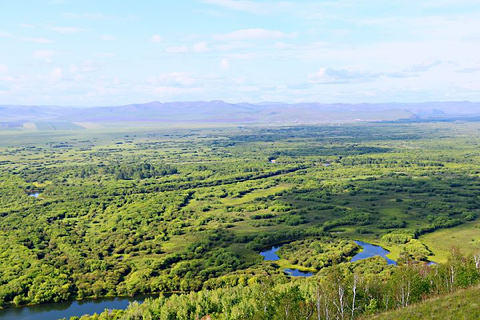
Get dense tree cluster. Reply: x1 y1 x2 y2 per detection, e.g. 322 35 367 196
75 250 480 319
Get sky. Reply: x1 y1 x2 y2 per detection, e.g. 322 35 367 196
0 0 479 106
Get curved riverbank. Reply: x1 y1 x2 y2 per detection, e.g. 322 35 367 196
260 246 315 277
260 239 399 278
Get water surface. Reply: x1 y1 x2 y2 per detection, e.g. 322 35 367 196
352 240 397 265
0 295 153 320
259 246 280 261
260 246 314 277
284 268 314 277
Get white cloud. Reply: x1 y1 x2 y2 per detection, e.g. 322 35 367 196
310 67 379 84
69 61 101 74
214 41 254 51
202 0 285 14
0 65 9 74
192 41 209 53
94 53 116 58
152 72 196 86
22 37 52 44
404 60 442 73
411 15 480 41
220 58 230 69
101 34 116 41
49 68 63 82
47 0 68 4
225 52 258 60
52 26 82 33
152 86 204 97
420 0 480 7
151 34 163 43
33 50 56 59
166 45 189 53
214 28 296 41
63 12 110 20
0 31 11 37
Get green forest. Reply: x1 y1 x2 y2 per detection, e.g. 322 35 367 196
1 122 480 318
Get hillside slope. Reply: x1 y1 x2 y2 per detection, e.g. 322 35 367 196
370 285 480 320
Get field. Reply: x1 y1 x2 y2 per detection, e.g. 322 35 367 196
420 221 480 263
0 121 480 312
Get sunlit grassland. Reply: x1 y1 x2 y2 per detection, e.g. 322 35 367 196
421 220 480 263
369 285 480 320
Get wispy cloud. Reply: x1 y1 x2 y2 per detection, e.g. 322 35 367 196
202 0 273 14
192 41 209 53
94 53 116 58
63 12 110 20
49 67 63 82
69 61 102 74
33 50 56 59
166 45 189 53
101 34 116 41
310 67 379 84
51 26 82 33
213 28 296 41
310 61 444 85
404 60 442 73
0 31 11 37
63 12 137 21
0 64 9 74
163 42 210 54
22 37 52 44
456 66 480 74
151 34 163 43
220 58 230 69
148 72 197 87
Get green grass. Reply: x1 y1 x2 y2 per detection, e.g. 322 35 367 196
369 285 480 320
421 220 480 263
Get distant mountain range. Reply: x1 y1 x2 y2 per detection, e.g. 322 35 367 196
1 101 480 127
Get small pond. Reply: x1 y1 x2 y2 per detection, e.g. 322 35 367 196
29 193 40 198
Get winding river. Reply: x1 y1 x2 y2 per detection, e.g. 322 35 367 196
260 240 398 278
0 241 398 320
351 240 397 265
0 295 155 320
260 246 314 277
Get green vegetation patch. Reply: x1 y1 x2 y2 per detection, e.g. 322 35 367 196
278 237 360 270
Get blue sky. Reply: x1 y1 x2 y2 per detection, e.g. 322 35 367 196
0 0 479 106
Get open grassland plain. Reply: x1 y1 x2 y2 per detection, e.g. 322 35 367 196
421 220 480 263
1 122 480 317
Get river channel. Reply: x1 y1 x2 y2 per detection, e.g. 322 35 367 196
0 241 398 319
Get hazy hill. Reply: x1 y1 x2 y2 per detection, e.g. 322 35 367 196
1 101 480 125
